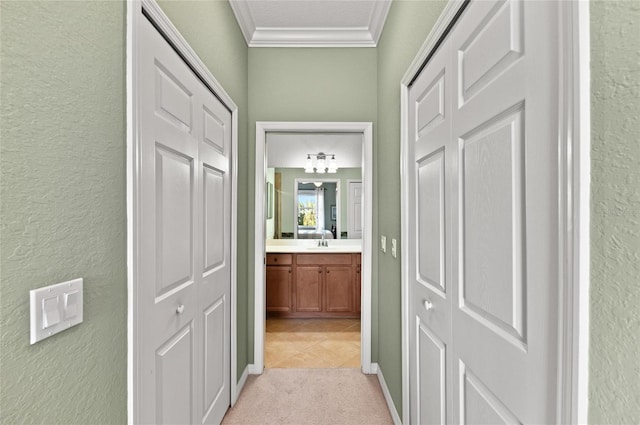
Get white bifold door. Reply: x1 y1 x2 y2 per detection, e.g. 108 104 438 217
138 16 231 425
408 0 560 423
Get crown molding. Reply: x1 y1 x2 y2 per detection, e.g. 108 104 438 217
369 0 393 45
229 0 392 48
229 0 256 45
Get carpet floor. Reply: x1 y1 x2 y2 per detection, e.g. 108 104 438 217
221 368 394 425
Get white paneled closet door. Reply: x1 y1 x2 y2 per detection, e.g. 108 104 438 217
408 0 561 423
408 29 454 425
138 15 231 425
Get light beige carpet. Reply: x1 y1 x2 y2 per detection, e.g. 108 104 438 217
222 368 394 425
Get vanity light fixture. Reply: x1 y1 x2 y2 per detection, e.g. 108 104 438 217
304 152 338 174
313 182 323 188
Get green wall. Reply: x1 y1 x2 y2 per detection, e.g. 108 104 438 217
589 1 640 422
0 2 127 422
0 0 248 422
2 1 639 423
376 0 447 416
275 168 362 236
248 48 378 363
158 0 251 387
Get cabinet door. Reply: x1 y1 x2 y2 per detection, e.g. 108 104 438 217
355 264 361 314
325 266 353 312
296 266 322 312
266 266 292 312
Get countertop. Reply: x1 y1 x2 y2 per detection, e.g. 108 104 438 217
266 239 362 254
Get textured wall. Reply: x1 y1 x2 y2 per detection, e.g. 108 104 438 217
248 47 378 362
158 0 251 384
376 0 447 416
589 1 640 422
0 1 127 423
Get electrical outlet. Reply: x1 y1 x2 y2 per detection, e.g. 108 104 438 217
381 236 387 253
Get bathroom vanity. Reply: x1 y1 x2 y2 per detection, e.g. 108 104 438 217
265 240 362 318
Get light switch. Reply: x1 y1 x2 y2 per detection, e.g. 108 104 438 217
42 296 60 328
381 236 387 253
30 278 83 344
391 239 397 258
64 291 79 319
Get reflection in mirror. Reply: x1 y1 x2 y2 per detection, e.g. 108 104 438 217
296 181 337 239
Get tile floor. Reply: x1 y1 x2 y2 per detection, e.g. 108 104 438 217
265 318 361 368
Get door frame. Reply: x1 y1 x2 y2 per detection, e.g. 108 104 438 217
399 0 591 423
126 1 240 422
254 121 374 374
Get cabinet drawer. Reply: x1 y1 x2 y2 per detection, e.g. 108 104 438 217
267 253 292 265
296 253 353 265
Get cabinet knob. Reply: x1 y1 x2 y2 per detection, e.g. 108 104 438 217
274 258 278 262
327 270 330 274
318 270 322 274
176 304 185 315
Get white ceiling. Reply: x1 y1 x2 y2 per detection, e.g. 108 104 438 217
266 133 363 168
229 0 393 47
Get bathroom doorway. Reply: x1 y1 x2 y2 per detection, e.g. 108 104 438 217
254 122 373 374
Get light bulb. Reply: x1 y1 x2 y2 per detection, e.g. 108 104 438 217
304 155 314 173
328 155 337 173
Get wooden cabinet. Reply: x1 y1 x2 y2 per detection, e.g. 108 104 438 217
266 253 293 313
266 252 361 318
266 266 292 312
355 256 361 314
325 266 353 312
296 266 322 312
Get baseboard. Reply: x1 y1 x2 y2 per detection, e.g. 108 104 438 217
372 362 402 425
247 363 262 375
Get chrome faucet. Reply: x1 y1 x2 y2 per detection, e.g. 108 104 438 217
318 234 328 247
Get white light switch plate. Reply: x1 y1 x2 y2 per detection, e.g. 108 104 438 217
381 236 387 253
391 238 397 258
30 278 83 344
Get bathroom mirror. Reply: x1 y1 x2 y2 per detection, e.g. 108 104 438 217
265 132 362 239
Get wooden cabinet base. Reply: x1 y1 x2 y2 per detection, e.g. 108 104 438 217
266 252 361 318
267 311 361 319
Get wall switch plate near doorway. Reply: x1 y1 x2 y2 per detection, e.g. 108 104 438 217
30 278 83 344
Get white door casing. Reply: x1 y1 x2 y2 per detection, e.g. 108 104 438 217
403 0 590 423
347 180 363 240
128 1 239 423
253 122 374 374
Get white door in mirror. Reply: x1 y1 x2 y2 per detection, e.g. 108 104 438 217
30 278 83 344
